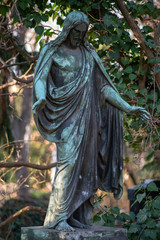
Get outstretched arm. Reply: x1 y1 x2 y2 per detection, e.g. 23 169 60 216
102 85 150 120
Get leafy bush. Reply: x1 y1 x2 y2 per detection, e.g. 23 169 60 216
93 182 160 240
0 197 48 240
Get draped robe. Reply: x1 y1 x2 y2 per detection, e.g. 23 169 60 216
33 42 123 228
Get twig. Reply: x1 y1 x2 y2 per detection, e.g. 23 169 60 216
0 57 33 83
11 70 33 83
5 222 13 240
0 61 28 70
6 53 19 64
137 49 143 77
0 162 57 170
13 0 22 24
0 81 17 90
0 206 46 229
9 68 33 83
0 140 37 150
0 46 14 52
87 12 102 22
20 63 34 78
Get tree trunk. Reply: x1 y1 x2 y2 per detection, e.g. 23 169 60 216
12 87 32 198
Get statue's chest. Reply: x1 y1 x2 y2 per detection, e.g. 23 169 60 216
50 48 83 87
53 49 82 73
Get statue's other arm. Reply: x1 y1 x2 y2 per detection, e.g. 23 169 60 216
102 85 150 120
32 80 46 115
32 43 53 115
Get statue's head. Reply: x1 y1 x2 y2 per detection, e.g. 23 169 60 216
53 11 89 49
65 23 88 48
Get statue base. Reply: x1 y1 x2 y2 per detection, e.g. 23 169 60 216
21 225 127 240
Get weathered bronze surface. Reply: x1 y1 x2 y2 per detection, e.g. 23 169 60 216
32 11 149 231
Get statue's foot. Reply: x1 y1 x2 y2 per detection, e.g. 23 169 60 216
68 217 90 229
55 220 75 232
113 188 123 200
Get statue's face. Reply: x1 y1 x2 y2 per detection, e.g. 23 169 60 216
67 23 88 48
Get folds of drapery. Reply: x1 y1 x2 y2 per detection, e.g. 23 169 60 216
33 45 123 228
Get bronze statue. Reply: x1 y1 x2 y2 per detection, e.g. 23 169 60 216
32 11 149 231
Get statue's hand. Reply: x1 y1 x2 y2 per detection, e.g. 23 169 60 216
128 106 150 120
32 98 46 115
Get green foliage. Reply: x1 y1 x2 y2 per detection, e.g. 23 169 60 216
0 197 48 240
0 5 9 16
93 184 160 240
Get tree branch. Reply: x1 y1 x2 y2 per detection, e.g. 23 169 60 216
0 162 57 170
0 81 17 90
115 0 155 59
0 57 33 83
0 206 46 229
0 46 14 52
12 71 33 83
154 24 160 45
0 61 28 70
0 29 37 63
115 0 160 90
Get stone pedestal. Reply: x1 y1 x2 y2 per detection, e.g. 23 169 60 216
21 225 127 240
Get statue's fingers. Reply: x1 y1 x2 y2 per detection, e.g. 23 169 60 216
140 113 149 120
140 109 150 116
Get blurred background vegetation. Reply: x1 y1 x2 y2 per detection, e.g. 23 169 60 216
0 0 160 239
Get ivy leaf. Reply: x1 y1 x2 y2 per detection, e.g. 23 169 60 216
102 213 115 225
19 1 28 10
103 214 115 227
147 182 159 192
129 211 135 221
24 19 33 28
109 50 120 60
110 207 120 215
147 57 160 63
146 219 156 228
138 98 146 105
129 73 137 81
128 222 139 233
136 192 146 203
156 104 160 113
143 26 153 33
124 135 132 142
103 14 112 27
117 212 131 222
124 157 129 162
93 215 101 223
33 13 41 24
41 14 48 22
152 196 160 209
13 15 19 23
115 71 122 79
124 66 132 73
143 229 157 239
121 57 130 66
137 209 147 223
26 13 33 20
130 84 138 90
125 90 135 99
35 26 44 36
146 1 154 11
0 5 9 16
139 88 147 95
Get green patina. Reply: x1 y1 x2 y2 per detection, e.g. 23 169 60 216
32 11 149 231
